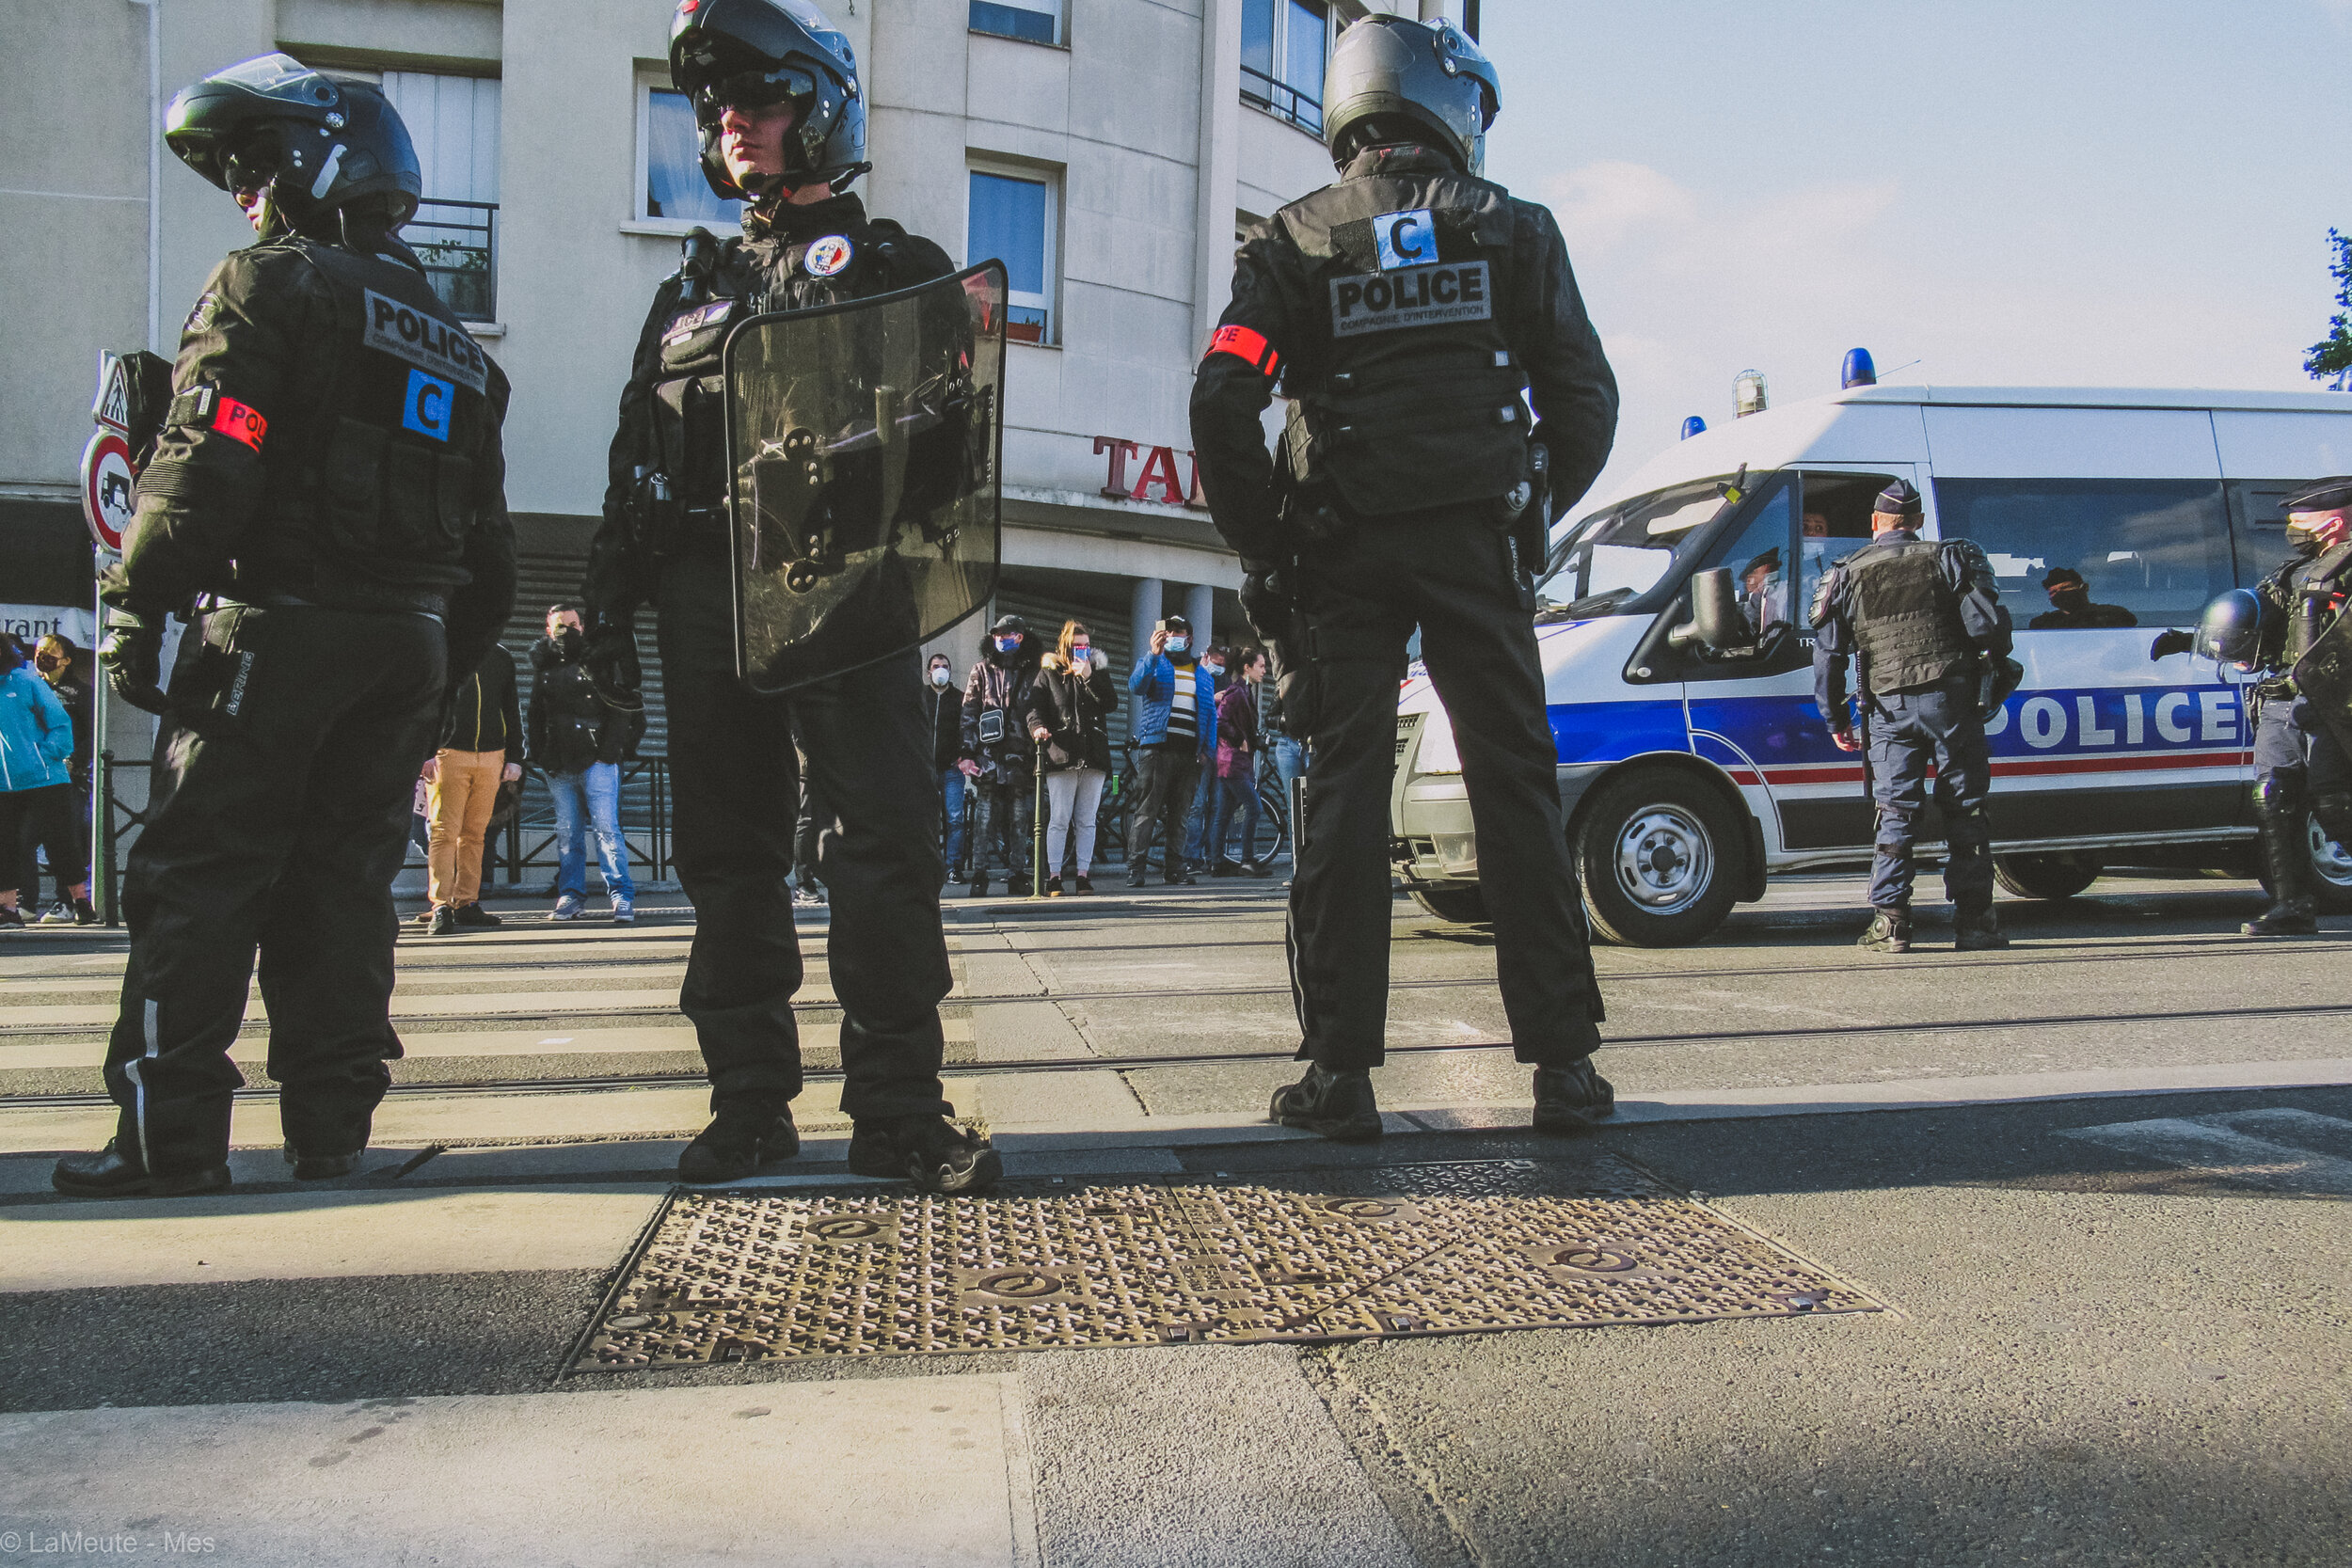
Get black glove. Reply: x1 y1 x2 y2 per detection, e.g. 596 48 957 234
1239 562 1295 645
2149 628 2195 662
583 614 644 712
98 617 168 716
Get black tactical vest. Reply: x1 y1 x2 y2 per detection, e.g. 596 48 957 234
2282 542 2352 665
264 240 501 593
1845 538 1976 692
645 218 909 511
1273 171 1532 517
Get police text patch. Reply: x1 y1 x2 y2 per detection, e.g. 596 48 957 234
362 289 489 395
1329 261 1492 338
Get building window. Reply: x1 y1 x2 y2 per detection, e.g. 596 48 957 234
970 0 1061 45
968 167 1057 344
638 82 741 229
1242 0 1328 135
379 71 501 321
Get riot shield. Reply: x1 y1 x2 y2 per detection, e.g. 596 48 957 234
723 261 1006 694
2292 610 2352 755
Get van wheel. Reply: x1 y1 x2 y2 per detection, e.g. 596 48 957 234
1409 886 1489 924
1574 768 1742 947
2257 817 2352 914
1993 852 2103 901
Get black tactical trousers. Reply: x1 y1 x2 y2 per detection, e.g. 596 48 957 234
2252 693 2352 841
1287 512 1603 1069
656 552 953 1121
104 604 443 1174
968 774 1033 883
1863 674 1994 913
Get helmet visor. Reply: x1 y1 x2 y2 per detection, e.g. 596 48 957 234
211 53 342 110
691 65 818 124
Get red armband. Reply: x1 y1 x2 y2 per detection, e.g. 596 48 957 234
212 397 267 453
1204 324 1281 381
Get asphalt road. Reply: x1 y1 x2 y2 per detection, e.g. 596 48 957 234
1 871 2345 1566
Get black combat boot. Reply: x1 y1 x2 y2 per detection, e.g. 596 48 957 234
1532 1060 1616 1134
1857 908 1912 954
1269 1063 1382 1141
1953 903 2010 951
52 1139 231 1198
847 1116 1002 1194
677 1101 801 1184
2243 801 2319 937
283 1143 366 1180
968 873 990 898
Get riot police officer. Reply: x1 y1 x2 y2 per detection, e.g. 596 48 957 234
55 55 516 1197
2203 476 2352 936
586 0 998 1192
1810 482 2011 954
1190 16 1619 1141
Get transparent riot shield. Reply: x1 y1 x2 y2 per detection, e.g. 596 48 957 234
723 261 1006 693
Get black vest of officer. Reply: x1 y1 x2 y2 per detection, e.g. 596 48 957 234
262 240 499 594
2276 542 2352 666
1272 168 1531 518
643 215 918 514
1845 538 1976 693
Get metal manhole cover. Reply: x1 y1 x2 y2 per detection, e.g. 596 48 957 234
570 1157 1883 1368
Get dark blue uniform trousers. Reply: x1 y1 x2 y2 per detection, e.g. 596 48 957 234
1865 673 1995 914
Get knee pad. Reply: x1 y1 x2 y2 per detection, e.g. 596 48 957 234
2256 772 2310 816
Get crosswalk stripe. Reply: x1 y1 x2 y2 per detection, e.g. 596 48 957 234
2059 1110 2352 1196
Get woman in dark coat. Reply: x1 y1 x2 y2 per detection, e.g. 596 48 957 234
1025 620 1119 895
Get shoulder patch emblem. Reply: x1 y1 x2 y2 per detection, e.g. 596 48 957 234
184 293 219 334
803 235 854 277
1809 566 1841 628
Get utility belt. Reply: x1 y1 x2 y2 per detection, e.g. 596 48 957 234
213 576 448 622
626 466 732 558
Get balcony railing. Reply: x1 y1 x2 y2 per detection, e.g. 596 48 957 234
408 198 498 324
1241 64 1322 135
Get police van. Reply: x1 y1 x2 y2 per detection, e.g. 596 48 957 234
1391 384 2352 944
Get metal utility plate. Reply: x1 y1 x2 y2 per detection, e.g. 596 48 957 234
571 1158 1882 1369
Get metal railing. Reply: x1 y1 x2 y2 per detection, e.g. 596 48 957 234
408 198 498 323
1240 64 1322 135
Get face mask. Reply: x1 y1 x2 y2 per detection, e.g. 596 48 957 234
994 637 1021 654
1071 643 1089 659
1205 662 1224 677
930 667 951 687
1166 636 1188 655
2290 530 2323 560
553 627 582 657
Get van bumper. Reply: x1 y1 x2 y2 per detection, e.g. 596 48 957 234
1391 763 1613 883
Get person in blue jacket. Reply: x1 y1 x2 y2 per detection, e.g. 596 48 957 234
1124 613 1216 887
0 636 82 931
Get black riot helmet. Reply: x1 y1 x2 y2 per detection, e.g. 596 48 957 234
1323 15 1501 177
2193 588 2265 664
670 0 869 200
165 54 421 240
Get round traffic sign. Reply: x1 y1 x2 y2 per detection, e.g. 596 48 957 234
80 428 135 556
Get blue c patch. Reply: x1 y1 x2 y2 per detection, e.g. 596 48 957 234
1375 208 1437 271
402 367 454 442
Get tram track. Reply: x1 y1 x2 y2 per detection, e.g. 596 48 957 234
4 998 2345 1109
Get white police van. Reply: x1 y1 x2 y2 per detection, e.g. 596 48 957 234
1391 384 2352 944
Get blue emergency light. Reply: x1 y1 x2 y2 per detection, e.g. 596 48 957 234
1680 416 1707 440
1841 347 1877 388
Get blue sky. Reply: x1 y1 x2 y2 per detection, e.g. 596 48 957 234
1479 0 2352 495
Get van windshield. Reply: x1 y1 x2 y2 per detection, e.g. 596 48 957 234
1538 478 1741 619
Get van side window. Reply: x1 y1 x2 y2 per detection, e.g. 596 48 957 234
1932 479 2231 629
1698 483 1795 637
1793 471 1895 618
2226 480 2302 584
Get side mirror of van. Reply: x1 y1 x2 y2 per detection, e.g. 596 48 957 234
1670 568 1759 657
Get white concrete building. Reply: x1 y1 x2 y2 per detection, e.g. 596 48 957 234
5 0 1476 772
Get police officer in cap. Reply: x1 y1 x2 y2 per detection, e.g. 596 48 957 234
1811 481 2011 954
1190 14 1619 1141
2199 476 2352 935
587 0 998 1192
56 55 516 1197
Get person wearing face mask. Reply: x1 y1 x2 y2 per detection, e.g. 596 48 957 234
528 605 642 925
1126 614 1218 886
2190 477 2352 936
2029 568 2137 630
1025 620 1118 895
54 55 515 1198
27 636 98 925
961 614 1042 897
926 654 968 885
580 0 1000 1194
